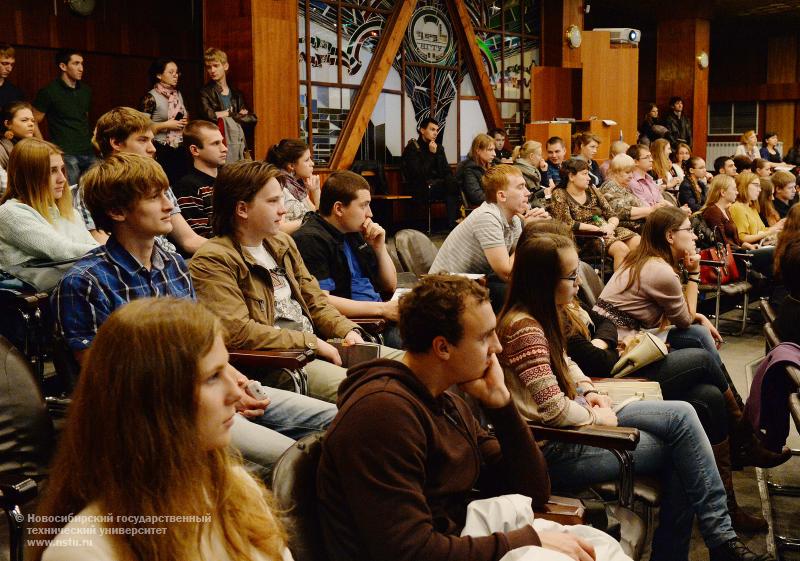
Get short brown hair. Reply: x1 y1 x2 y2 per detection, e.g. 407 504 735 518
772 169 796 191
82 153 168 232
203 47 228 65
481 164 521 203
212 160 282 236
0 43 14 59
183 120 219 153
319 170 370 215
93 107 152 159
399 274 489 353
573 132 601 150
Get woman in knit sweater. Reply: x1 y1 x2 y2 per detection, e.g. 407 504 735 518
497 232 770 561
0 138 97 271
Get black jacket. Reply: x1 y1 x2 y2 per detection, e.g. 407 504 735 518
664 110 692 147
678 177 707 212
456 158 487 207
199 81 258 130
566 303 620 377
400 136 453 196
292 212 382 300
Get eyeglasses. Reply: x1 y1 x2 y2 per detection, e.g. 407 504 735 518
673 227 694 233
560 272 580 284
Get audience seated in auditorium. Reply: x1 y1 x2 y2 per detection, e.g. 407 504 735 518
775 224 800 344
0 101 36 173
498 228 779 552
550 158 640 270
714 156 738 177
511 140 548 204
33 49 96 186
735 131 760 162
572 132 602 186
598 139 629 178
770 169 796 218
456 133 495 207
0 43 26 110
189 160 403 402
730 171 784 249
664 96 692 148
489 126 513 164
760 131 782 164
671 142 692 181
678 156 708 212
200 47 257 163
173 120 227 237
429 165 548 309
318 274 609 561
33 298 294 561
400 116 459 227
543 135 567 188
140 57 189 185
0 138 97 271
292 170 402 348
266 138 320 234
600 153 661 233
53 153 333 474
733 155 754 175
75 106 206 254
783 137 800 167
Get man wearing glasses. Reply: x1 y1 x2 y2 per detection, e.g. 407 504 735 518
626 144 672 209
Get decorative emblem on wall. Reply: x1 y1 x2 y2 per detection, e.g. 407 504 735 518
407 6 455 65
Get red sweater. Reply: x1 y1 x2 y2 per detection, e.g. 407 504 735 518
317 359 550 561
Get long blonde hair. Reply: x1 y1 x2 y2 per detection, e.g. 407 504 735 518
735 171 761 212
700 173 735 213
512 140 542 161
1 137 76 223
467 133 494 167
650 138 673 182
30 298 287 561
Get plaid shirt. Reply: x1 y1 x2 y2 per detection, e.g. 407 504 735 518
70 182 181 253
52 235 194 351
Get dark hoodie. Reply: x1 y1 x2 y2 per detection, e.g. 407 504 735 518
317 358 549 561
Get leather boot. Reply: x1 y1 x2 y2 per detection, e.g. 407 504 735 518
723 388 792 470
709 537 774 560
711 439 768 533
721 363 746 411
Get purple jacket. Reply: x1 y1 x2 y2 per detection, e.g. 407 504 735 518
744 342 800 452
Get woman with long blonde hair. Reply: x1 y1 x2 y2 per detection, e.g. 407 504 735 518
729 171 784 245
33 298 292 561
650 138 681 200
0 137 96 270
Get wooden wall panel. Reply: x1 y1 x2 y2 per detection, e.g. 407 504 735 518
766 102 795 150
2 0 203 133
579 32 638 145
251 0 299 160
530 67 581 122
541 0 583 69
765 36 797 148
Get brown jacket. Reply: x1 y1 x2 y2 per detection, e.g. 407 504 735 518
189 233 358 350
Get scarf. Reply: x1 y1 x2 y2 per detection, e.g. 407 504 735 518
154 82 185 148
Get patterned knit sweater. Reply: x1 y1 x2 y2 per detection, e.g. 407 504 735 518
499 313 595 428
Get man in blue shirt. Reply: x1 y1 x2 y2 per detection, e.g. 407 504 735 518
292 170 401 347
53 152 335 477
543 136 566 188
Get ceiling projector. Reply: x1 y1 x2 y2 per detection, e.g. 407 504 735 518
593 28 641 45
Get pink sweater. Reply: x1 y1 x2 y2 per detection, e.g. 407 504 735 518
592 258 693 339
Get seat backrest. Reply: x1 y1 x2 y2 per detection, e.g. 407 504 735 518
760 299 777 324
271 432 328 561
394 229 439 276
577 260 604 307
0 336 55 481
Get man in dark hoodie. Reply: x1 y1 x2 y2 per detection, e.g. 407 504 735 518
317 274 596 561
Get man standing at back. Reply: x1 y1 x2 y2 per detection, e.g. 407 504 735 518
33 49 95 185
664 96 692 149
0 44 25 109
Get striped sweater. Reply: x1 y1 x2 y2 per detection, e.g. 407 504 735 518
499 314 595 428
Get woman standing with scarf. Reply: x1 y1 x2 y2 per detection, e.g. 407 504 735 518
140 57 189 185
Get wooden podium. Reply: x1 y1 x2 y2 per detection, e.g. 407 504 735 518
525 122 572 152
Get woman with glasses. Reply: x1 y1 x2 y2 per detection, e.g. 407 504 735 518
140 57 189 185
729 171 784 246
498 228 778 559
678 156 708 212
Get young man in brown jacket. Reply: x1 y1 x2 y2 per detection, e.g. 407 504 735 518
317 275 596 561
189 160 402 402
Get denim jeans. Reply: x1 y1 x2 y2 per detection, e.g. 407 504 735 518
543 400 736 560
230 386 337 478
62 153 97 186
639 347 729 443
666 323 723 369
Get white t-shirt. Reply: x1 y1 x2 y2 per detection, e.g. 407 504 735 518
243 243 313 333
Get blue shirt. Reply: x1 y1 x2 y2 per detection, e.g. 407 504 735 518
318 242 381 302
52 236 194 351
544 162 563 186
